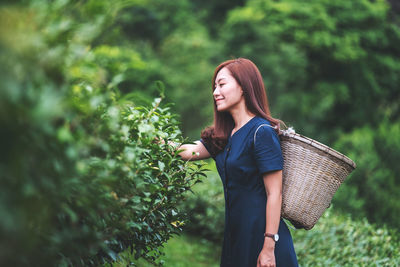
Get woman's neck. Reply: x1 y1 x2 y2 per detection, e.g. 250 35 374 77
230 108 256 132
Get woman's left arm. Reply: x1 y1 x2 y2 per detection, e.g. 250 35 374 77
257 170 283 267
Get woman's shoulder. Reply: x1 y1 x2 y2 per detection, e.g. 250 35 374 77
252 117 274 132
251 117 279 142
253 116 271 125
250 117 282 152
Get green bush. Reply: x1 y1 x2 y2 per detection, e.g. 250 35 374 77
293 208 400 266
0 56 208 265
333 121 400 229
177 162 225 244
0 2 207 265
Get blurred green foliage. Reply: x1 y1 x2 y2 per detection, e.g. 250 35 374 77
293 208 400 266
0 0 207 265
1 0 400 265
334 121 400 230
221 0 400 140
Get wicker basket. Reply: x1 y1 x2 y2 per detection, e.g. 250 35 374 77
279 131 356 230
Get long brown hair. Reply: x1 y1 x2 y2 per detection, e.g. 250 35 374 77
201 58 281 156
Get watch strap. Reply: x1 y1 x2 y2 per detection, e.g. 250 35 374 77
264 232 278 241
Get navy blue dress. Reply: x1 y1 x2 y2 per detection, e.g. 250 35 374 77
200 116 298 267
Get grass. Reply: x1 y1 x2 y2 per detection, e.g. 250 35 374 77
109 233 221 267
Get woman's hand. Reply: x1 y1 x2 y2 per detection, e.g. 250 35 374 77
154 137 211 161
257 246 275 267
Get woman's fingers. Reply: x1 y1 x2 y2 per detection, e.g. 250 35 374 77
260 262 275 267
258 256 275 267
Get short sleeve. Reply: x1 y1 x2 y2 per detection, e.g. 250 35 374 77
253 125 283 174
199 138 215 160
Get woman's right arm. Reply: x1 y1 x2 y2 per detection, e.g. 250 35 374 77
172 140 211 161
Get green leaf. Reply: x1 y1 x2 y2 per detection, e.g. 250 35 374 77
155 81 165 98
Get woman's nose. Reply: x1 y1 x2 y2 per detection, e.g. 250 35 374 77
213 87 220 96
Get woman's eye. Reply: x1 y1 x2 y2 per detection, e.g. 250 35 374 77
220 83 225 87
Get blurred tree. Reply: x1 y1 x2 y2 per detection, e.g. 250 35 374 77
220 0 400 142
116 5 164 45
191 0 246 36
334 121 400 229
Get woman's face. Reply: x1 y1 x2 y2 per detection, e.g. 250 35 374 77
213 67 244 113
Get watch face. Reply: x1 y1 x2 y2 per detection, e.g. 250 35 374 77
274 234 279 242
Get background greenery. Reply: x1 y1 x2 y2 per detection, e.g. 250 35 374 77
1 0 399 266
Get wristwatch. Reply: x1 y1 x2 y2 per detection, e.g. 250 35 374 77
264 233 279 242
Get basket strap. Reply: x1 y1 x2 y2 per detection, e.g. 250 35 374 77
253 124 275 146
254 126 300 230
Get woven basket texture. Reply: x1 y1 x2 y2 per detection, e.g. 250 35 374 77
279 133 356 230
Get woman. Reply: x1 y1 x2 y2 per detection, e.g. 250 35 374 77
175 58 298 267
